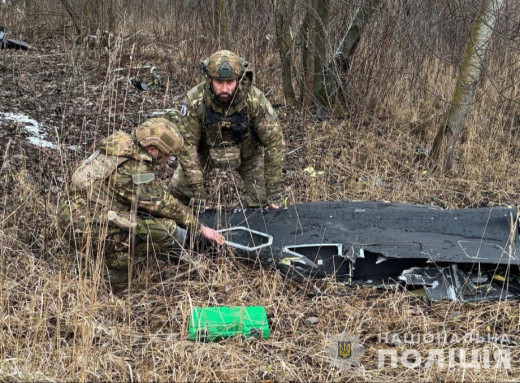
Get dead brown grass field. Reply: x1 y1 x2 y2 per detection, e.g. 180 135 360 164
1 1 520 381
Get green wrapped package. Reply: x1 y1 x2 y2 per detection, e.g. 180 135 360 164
188 306 270 341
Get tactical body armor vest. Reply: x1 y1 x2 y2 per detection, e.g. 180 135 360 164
70 132 153 209
203 107 250 169
183 78 266 170
205 108 248 146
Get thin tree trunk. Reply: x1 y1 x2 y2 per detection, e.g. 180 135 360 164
312 0 330 108
321 0 383 114
299 5 314 107
218 0 230 50
230 0 237 39
431 0 504 173
275 0 297 107
330 0 383 74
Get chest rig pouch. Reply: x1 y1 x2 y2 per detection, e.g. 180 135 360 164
205 108 247 169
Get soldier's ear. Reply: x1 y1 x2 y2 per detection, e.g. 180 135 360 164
239 59 249 77
200 58 210 76
242 70 253 86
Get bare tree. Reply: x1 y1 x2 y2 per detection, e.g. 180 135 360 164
431 0 505 172
312 0 330 108
292 0 382 113
299 2 315 108
217 0 230 49
323 0 384 109
275 0 297 106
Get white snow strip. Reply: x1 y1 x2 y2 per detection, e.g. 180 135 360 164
2 112 39 127
0 111 77 151
26 136 60 150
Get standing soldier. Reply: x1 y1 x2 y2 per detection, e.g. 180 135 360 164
168 50 285 211
58 118 224 286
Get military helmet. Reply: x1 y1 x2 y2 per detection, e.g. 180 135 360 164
136 118 183 155
201 50 247 79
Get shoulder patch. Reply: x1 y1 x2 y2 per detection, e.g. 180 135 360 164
180 104 188 117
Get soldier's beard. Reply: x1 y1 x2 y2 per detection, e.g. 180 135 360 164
216 92 232 104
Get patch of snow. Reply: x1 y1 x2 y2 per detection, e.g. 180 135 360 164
148 108 178 117
26 136 60 150
24 124 40 135
2 112 39 127
0 111 76 151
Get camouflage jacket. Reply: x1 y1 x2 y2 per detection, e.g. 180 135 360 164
69 131 201 232
172 78 284 200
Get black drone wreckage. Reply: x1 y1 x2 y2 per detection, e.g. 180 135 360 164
200 201 520 302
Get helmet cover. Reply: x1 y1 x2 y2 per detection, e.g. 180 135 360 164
136 118 183 155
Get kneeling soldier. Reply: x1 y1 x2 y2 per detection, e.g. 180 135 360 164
58 118 224 285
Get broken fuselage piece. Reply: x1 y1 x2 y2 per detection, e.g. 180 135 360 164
202 201 520 302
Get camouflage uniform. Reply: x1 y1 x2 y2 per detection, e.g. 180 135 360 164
57 130 200 282
168 50 284 207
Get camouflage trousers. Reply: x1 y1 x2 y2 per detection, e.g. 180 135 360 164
58 198 181 283
170 153 267 207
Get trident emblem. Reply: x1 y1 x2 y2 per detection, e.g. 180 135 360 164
337 341 352 359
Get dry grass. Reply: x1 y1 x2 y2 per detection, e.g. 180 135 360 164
1 1 520 381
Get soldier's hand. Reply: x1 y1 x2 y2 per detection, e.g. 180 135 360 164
200 225 225 245
265 194 283 210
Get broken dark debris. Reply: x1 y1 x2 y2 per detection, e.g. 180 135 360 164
399 264 520 302
0 26 30 50
129 66 162 91
203 201 520 303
